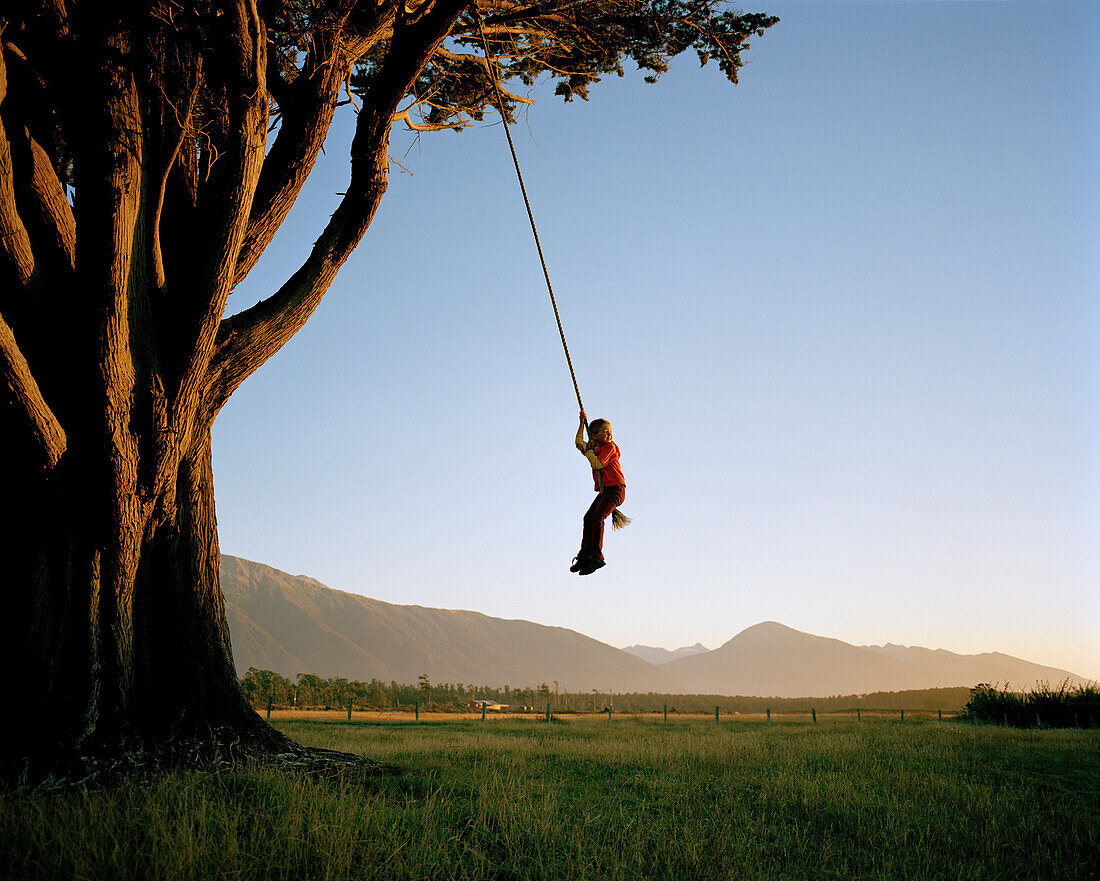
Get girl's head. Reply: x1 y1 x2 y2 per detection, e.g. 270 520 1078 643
588 419 613 444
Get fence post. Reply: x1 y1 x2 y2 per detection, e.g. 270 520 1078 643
715 706 720 726
608 707 612 723
938 709 942 722
811 708 816 725
1036 713 1041 729
415 702 420 722
546 703 552 722
856 708 861 723
482 703 487 722
900 709 904 723
266 697 272 721
347 697 353 721
664 705 668 727
766 708 771 728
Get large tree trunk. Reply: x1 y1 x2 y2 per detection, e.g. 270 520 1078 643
0 0 474 783
3 425 280 775
0 2 466 785
134 430 256 737
0 12 272 775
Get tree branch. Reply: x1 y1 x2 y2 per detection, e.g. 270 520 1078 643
13 124 75 275
431 46 537 103
231 11 391 288
204 0 469 422
0 50 36 291
170 0 268 439
0 309 66 471
147 69 201 293
73 23 144 470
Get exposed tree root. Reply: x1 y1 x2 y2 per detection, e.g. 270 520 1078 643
1 726 402 796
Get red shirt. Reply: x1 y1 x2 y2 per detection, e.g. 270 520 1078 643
591 441 625 490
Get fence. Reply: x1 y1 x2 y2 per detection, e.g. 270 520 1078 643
259 699 1098 729
258 704 980 726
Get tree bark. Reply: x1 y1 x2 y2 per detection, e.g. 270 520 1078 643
0 0 467 779
3 429 281 773
134 429 262 737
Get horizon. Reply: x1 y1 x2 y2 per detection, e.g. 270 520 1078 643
213 2 1099 682
222 553 1093 679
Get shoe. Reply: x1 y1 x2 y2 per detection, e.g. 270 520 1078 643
569 556 584 573
578 558 606 576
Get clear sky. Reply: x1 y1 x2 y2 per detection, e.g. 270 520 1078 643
213 1 1100 682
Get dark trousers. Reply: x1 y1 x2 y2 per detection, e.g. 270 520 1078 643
579 485 626 561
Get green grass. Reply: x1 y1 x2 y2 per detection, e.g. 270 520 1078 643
3 717 1097 880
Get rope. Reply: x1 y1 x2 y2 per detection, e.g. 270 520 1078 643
473 7 632 533
473 7 585 421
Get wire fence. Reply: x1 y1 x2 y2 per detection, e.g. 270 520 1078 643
256 701 1098 730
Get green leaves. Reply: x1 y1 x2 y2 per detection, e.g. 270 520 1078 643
350 0 779 130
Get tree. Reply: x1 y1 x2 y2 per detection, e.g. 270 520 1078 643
0 0 777 775
239 667 294 707
295 673 327 707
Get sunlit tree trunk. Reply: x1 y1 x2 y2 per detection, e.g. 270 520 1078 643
6 432 268 758
0 1 468 772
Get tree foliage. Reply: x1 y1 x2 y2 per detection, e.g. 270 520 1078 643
2 1 778 397
961 682 1100 729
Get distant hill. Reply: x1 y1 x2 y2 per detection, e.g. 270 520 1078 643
221 555 680 693
221 557 1087 697
661 621 1088 698
622 643 710 665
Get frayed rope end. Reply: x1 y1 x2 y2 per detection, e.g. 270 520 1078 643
611 509 632 530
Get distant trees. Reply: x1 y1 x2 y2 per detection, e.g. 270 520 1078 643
239 668 294 706
961 682 1100 729
417 673 432 706
238 671 979 715
240 669 522 710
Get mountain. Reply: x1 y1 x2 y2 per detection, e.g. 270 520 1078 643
661 621 1088 698
222 556 1088 697
621 643 710 665
221 555 680 693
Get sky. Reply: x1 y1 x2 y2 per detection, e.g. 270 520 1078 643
213 1 1100 682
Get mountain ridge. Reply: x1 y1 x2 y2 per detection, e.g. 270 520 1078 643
220 556 1088 696
661 621 1086 697
221 555 682 693
621 643 710 665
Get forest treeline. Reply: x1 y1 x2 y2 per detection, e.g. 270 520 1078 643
239 668 974 713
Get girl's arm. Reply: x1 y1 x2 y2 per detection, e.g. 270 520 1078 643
576 411 603 469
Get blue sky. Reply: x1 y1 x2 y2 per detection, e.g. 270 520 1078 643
214 1 1099 682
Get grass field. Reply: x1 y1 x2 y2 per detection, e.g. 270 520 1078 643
3 715 1097 880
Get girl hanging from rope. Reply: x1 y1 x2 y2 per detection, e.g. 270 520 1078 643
570 411 631 575
472 10 631 574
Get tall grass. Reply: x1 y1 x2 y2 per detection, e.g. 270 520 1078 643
2 717 1097 880
962 681 1100 728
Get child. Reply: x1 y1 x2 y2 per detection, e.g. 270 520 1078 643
570 411 629 575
